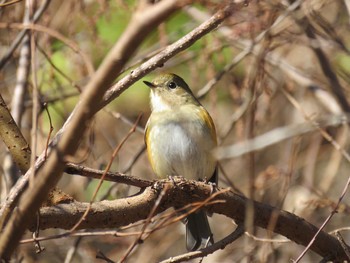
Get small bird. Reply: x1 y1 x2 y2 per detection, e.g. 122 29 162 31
144 73 218 251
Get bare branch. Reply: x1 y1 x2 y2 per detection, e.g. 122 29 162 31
0 94 30 174
65 163 153 188
292 4 350 113
160 225 245 263
101 2 240 107
3 0 31 190
215 115 346 160
27 178 348 262
0 0 51 69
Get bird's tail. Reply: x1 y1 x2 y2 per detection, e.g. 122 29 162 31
186 210 213 251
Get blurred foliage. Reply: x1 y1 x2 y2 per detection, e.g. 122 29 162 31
1 0 350 262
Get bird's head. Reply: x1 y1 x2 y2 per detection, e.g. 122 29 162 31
144 73 199 112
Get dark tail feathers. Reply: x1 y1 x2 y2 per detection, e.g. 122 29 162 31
186 210 213 251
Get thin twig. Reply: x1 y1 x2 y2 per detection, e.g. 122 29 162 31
120 184 170 263
29 0 39 187
0 0 50 69
0 0 23 7
187 1 325 90
106 110 144 134
37 44 82 93
3 0 31 189
160 225 245 263
65 163 153 188
43 103 54 160
0 22 94 75
20 229 138 244
101 2 240 107
214 115 347 160
69 113 143 232
143 188 229 234
279 89 350 262
292 4 350 113
64 237 82 263
245 232 290 243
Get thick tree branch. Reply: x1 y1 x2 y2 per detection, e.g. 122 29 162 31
30 178 347 262
0 94 30 174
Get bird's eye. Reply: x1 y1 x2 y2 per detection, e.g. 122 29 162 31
168 81 177 89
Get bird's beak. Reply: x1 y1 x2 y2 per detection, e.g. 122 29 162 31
143 81 156 88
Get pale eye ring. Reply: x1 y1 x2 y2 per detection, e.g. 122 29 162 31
168 81 177 89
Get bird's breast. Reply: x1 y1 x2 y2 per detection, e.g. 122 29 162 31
147 111 216 180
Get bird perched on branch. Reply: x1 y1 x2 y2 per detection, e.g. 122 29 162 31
144 73 218 251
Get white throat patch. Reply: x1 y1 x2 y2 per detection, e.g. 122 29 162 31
150 92 171 112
